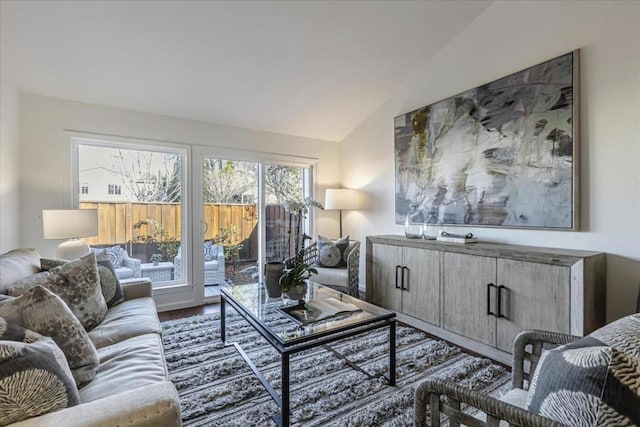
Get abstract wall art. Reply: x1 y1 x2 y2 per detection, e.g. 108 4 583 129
394 51 579 230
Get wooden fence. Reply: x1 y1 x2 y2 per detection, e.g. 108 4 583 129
80 202 298 262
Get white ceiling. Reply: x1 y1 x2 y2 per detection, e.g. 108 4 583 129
1 1 491 142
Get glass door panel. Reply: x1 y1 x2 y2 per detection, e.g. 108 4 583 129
78 144 184 289
264 165 306 262
202 158 259 297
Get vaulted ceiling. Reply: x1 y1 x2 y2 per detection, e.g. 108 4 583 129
1 1 491 141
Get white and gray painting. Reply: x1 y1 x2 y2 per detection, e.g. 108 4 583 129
395 52 575 229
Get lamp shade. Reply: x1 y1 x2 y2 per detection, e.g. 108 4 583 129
324 189 360 210
42 209 98 239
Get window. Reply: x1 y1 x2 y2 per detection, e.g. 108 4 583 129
75 139 186 290
107 184 121 195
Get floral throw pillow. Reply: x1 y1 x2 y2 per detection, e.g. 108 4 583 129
0 287 99 387
0 318 80 426
42 254 125 308
316 235 349 268
9 253 107 331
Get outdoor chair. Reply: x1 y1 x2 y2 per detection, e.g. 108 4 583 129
174 241 225 286
91 245 142 280
303 239 360 298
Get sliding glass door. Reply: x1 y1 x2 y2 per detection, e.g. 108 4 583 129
197 151 314 300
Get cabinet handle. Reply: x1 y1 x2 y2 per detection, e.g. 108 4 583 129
395 265 401 289
497 285 507 319
487 283 496 316
402 266 409 291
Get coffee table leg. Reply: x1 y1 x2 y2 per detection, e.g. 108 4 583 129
281 352 290 426
220 297 226 343
389 320 396 386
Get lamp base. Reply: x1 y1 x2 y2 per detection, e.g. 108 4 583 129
56 239 91 260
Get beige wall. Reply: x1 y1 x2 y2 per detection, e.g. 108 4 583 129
340 1 640 321
19 93 341 310
0 81 20 252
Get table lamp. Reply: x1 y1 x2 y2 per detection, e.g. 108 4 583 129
324 188 360 237
42 209 98 260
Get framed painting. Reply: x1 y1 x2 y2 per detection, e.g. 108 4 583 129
394 51 579 230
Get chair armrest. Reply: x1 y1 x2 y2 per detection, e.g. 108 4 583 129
303 242 318 266
345 241 360 298
414 378 563 427
121 278 153 300
10 382 181 427
122 257 142 278
512 329 580 390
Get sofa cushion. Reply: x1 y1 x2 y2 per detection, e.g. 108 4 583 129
42 255 125 309
79 333 169 403
0 286 100 387
9 253 108 331
527 330 640 426
316 235 349 268
0 248 41 294
0 318 80 426
88 297 161 348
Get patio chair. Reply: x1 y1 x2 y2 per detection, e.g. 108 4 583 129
91 245 141 280
174 241 226 286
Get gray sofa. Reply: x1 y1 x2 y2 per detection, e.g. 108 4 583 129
0 249 181 427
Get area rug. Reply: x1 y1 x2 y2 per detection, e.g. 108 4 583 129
162 312 511 426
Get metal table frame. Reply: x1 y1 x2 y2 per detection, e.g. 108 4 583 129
220 289 396 427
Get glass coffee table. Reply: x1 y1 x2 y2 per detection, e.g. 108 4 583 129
220 281 396 427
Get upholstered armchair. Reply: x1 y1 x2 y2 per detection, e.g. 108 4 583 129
174 242 225 286
91 245 141 280
303 239 360 298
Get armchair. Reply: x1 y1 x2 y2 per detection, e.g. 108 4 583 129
174 242 225 286
415 312 640 426
303 239 360 298
91 245 141 280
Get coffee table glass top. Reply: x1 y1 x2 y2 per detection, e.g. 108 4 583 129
220 281 394 345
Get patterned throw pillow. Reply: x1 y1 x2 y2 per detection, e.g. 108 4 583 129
527 333 640 426
316 235 349 268
104 245 124 267
0 318 80 426
0 286 100 387
42 254 125 308
9 253 108 330
204 241 219 261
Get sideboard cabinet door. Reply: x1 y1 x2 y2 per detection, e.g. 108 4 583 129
369 243 402 311
495 259 570 352
442 252 497 347
401 247 440 326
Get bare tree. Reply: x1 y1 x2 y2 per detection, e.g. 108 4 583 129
264 165 303 204
203 159 256 203
112 150 181 202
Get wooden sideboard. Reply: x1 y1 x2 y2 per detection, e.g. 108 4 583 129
365 235 606 364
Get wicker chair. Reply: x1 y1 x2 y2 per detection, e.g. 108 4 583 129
414 329 579 427
303 240 360 298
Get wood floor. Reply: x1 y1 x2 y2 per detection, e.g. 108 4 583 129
158 303 220 321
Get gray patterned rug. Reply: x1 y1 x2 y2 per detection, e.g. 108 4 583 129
162 312 511 426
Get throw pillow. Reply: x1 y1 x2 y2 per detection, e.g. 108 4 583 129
9 253 108 330
204 241 219 261
526 335 640 426
0 285 100 387
316 235 349 268
0 248 41 294
0 318 80 426
104 245 124 267
42 254 125 308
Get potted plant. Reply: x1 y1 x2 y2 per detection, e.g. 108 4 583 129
150 253 163 266
279 261 317 302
